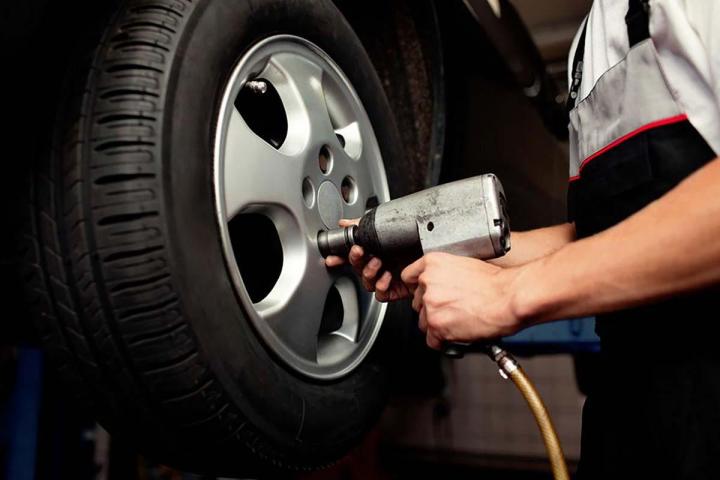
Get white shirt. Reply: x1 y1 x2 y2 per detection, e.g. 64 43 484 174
568 0 720 155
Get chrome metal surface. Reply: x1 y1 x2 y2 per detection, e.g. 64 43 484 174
246 79 268 94
214 35 390 379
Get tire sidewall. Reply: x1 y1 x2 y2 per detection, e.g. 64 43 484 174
164 0 409 464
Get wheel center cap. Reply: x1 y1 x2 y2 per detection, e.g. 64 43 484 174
317 181 343 229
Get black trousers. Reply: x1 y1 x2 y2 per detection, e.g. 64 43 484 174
577 338 720 480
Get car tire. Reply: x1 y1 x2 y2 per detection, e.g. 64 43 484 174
22 0 415 474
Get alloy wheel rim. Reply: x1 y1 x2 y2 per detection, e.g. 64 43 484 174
213 35 390 380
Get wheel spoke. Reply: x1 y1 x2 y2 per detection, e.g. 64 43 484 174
223 108 301 219
256 256 333 361
316 277 365 366
328 277 359 343
265 52 336 149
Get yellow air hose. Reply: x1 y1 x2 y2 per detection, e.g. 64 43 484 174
485 345 570 480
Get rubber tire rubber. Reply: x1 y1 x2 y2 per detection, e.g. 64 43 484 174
24 0 412 474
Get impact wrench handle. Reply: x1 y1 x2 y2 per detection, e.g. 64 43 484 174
441 341 474 358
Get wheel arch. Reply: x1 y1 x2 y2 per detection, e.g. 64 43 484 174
334 0 446 191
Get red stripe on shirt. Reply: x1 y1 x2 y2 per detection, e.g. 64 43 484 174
568 113 688 183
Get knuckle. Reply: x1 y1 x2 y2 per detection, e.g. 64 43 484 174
426 312 446 330
422 290 438 307
426 315 441 330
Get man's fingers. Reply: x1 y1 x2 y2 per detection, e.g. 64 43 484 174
377 288 404 303
411 284 425 312
348 245 365 270
324 255 346 267
418 306 428 333
426 330 442 351
375 290 388 302
376 271 392 292
401 257 425 285
339 218 360 227
362 257 382 281
373 272 392 301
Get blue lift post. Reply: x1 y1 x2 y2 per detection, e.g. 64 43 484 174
1 348 43 480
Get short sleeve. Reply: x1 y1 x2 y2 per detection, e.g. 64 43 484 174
650 0 720 155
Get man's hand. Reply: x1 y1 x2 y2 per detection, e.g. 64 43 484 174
324 219 412 302
401 252 525 350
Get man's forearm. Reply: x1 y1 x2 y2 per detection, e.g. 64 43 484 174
491 223 576 268
513 157 720 323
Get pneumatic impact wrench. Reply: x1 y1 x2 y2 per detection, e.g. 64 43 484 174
317 174 570 480
317 174 511 358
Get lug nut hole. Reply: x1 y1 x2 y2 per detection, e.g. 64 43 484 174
319 145 333 174
341 176 357 204
302 177 315 208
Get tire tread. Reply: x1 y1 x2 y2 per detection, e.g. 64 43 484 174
23 0 281 467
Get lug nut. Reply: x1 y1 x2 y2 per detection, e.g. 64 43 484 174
246 80 268 94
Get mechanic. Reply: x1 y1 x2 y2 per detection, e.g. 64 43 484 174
327 0 720 478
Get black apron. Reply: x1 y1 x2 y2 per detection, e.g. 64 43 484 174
567 1 720 478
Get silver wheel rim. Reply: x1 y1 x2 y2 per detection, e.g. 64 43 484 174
213 35 390 380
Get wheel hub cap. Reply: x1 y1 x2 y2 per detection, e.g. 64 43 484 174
317 181 344 229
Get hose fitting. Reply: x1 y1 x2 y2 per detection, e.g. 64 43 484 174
485 345 569 480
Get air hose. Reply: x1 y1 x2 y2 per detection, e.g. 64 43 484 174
485 344 570 480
